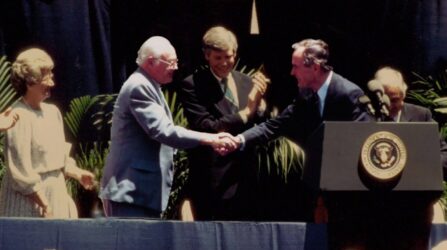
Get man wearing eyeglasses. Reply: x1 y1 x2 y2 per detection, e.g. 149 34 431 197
178 26 270 221
99 36 236 218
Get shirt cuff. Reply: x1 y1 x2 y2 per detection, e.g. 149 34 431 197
237 134 246 150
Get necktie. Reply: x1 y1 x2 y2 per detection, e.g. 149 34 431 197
221 77 237 106
310 92 321 120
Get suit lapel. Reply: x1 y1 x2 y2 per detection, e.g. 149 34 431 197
201 69 239 115
232 71 251 109
400 104 411 122
141 68 173 121
322 74 339 118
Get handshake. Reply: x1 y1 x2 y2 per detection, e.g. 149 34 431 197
202 132 242 156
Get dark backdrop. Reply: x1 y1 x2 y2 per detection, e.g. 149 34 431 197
1 0 447 110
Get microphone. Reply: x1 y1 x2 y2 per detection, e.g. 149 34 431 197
381 94 391 119
367 80 391 120
367 80 385 103
358 95 376 116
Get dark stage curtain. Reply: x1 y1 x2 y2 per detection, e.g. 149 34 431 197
0 0 112 109
2 0 447 110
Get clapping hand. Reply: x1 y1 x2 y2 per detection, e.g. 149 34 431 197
251 71 270 98
241 72 271 119
0 107 19 131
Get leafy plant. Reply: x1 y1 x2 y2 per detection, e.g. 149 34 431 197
63 94 116 217
407 70 447 217
0 56 19 182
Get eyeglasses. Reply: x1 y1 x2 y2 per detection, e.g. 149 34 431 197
156 58 179 68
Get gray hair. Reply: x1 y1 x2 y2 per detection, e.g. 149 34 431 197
291 39 332 72
374 66 408 95
136 36 175 66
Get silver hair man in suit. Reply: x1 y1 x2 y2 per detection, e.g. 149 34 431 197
220 39 369 222
100 36 235 218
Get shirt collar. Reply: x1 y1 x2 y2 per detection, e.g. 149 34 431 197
210 68 225 82
317 71 333 101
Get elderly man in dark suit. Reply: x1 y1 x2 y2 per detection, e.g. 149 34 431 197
99 36 235 218
220 39 368 221
179 26 269 221
234 39 367 153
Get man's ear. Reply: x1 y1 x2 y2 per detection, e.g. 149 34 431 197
204 50 211 61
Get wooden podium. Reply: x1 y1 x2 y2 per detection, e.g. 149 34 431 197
303 122 443 249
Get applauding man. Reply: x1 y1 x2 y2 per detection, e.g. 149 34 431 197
179 26 269 221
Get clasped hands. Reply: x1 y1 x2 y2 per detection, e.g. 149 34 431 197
205 132 241 156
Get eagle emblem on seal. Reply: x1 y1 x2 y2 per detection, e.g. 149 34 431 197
361 131 407 181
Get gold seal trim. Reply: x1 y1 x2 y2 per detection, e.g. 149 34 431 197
361 131 407 181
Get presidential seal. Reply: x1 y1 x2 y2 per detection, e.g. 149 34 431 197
360 131 407 181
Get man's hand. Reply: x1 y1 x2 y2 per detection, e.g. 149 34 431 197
213 132 241 156
0 107 19 131
240 72 271 120
251 71 270 97
201 132 241 155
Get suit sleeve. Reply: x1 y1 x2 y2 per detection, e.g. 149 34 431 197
6 108 42 195
129 83 208 149
241 100 300 148
179 77 247 134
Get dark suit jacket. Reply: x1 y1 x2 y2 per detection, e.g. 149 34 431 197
400 102 433 122
179 67 262 220
399 103 447 180
242 72 367 148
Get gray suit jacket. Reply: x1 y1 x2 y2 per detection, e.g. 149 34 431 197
100 68 208 212
400 102 433 122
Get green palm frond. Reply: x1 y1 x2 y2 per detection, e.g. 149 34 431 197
257 137 304 182
64 95 97 138
0 56 18 182
0 56 18 112
164 90 188 127
90 94 117 131
409 69 447 218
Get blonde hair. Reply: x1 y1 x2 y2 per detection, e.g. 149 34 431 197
11 48 54 96
202 26 238 53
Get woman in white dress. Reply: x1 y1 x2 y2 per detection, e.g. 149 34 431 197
0 48 95 218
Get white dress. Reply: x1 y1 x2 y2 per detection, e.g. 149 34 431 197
0 99 78 218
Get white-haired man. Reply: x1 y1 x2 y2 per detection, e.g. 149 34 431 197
100 36 235 218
